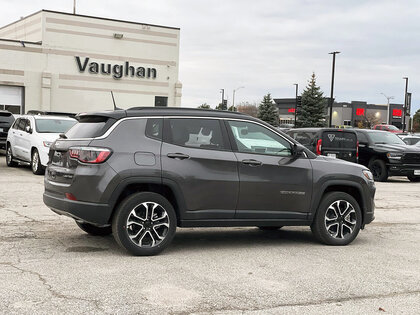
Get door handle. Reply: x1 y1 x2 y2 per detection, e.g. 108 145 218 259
167 153 190 160
242 159 262 166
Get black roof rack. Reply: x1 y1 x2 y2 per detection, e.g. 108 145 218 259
26 110 77 118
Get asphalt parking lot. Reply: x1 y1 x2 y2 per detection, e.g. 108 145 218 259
0 156 419 315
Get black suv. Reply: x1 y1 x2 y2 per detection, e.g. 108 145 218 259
355 129 420 182
0 110 15 150
43 108 375 256
286 128 358 163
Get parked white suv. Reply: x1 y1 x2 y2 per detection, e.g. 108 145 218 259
6 115 77 174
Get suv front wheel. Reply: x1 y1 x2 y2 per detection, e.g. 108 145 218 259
112 192 177 256
368 159 388 182
311 192 362 246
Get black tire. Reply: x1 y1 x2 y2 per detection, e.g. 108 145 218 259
75 221 112 236
112 192 177 256
31 149 45 175
407 175 420 182
6 145 18 167
311 192 362 246
368 159 388 182
258 226 283 230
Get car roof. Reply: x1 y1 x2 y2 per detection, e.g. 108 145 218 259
77 107 256 121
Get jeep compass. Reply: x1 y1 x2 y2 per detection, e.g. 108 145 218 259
43 108 375 256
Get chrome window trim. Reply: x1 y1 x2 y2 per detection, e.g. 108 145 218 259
56 115 295 146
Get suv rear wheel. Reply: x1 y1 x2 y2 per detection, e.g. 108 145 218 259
6 145 17 167
311 192 362 246
368 159 388 182
31 149 44 175
112 192 176 256
75 221 112 236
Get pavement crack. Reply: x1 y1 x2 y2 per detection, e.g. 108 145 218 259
0 261 105 312
2 208 38 223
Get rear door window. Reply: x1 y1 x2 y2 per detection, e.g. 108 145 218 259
166 118 227 151
322 131 357 149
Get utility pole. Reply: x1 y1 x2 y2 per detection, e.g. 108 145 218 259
328 51 340 127
403 77 409 132
380 93 394 124
293 83 298 126
73 0 76 14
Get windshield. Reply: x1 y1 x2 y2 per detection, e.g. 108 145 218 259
387 125 399 131
368 131 406 145
35 119 77 133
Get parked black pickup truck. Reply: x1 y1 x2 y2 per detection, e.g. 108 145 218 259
355 129 420 182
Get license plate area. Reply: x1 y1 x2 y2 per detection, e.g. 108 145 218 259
414 170 420 175
327 153 337 158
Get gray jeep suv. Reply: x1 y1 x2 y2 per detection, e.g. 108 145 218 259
43 108 375 256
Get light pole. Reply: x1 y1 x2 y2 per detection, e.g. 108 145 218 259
380 93 394 124
73 0 76 14
328 51 340 127
293 83 298 126
232 86 244 111
220 89 225 110
402 77 408 132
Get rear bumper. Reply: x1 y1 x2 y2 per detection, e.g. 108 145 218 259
43 191 112 225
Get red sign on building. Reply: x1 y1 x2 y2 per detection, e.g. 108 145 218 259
356 108 365 116
392 109 402 117
288 108 296 113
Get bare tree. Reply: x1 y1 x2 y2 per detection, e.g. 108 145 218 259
237 102 258 117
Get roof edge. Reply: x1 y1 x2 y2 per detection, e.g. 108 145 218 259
0 9 180 32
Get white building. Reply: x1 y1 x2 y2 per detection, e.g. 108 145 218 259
0 10 182 114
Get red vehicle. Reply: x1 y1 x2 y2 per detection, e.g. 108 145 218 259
373 124 402 134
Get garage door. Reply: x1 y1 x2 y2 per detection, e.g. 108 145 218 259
0 85 23 114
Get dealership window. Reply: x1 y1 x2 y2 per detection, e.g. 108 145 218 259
0 85 23 114
155 96 168 107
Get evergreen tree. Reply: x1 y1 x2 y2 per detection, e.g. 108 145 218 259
197 103 211 109
297 73 327 127
257 93 278 126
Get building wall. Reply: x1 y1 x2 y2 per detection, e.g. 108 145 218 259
0 10 181 114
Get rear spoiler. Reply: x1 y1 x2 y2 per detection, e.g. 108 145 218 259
75 110 127 122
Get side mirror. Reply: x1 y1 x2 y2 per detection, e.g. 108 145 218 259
25 125 32 134
293 143 305 157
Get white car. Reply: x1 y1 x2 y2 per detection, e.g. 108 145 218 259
6 115 77 174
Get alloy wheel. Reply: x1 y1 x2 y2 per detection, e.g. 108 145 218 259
324 200 356 239
32 151 39 173
126 202 170 248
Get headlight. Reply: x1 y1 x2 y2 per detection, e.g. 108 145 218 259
43 141 52 147
386 152 403 160
362 169 374 181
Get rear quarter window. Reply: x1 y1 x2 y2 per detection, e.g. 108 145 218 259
322 131 357 149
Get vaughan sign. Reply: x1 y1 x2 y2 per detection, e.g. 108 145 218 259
75 56 157 79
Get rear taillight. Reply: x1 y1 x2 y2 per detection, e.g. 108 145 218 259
69 147 112 164
316 139 322 155
356 140 359 158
